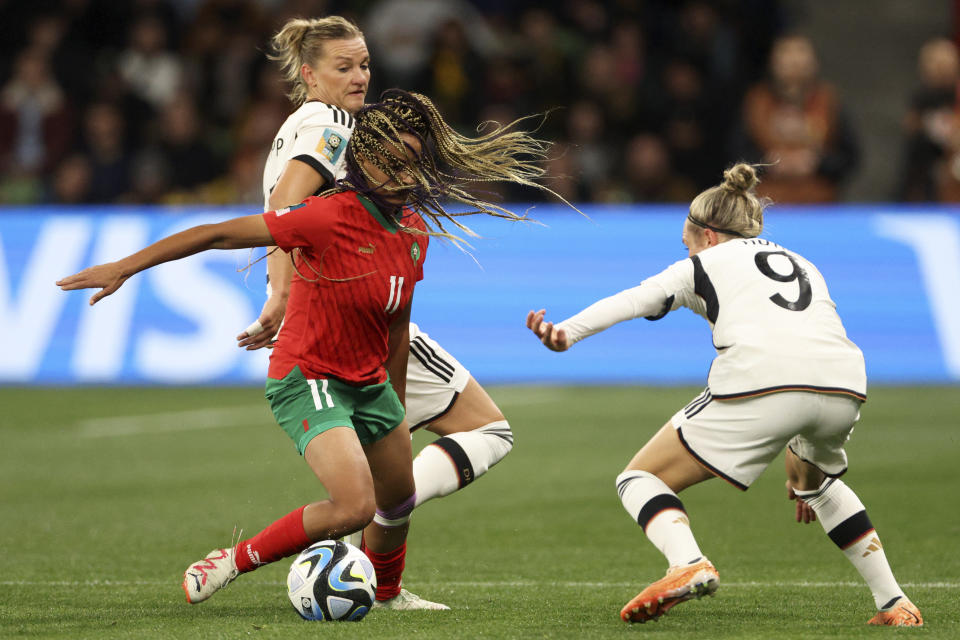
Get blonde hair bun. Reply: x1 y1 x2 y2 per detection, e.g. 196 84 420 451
722 163 759 193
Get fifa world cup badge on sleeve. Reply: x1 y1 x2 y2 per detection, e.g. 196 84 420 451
317 129 345 164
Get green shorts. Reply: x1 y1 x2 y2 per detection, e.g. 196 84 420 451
265 366 405 454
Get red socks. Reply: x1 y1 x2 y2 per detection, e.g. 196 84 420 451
234 505 311 573
363 540 406 601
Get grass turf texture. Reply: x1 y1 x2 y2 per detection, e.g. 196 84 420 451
1 385 957 639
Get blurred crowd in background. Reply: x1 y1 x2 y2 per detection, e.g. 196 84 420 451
0 0 958 207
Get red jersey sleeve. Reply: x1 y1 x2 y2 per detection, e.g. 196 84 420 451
262 196 338 252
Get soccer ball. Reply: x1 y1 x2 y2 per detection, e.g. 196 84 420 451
287 540 377 621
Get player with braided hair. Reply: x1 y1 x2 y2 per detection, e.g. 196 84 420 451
239 15 554 610
59 90 561 610
527 163 922 627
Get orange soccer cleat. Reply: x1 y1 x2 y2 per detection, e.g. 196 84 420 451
867 597 923 626
620 558 719 623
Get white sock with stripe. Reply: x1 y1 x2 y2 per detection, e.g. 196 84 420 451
616 470 703 567
795 478 904 609
413 421 513 508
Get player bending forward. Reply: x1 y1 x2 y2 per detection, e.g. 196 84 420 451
527 163 923 627
237 17 514 610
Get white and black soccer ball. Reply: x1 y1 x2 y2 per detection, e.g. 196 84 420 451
287 540 377 621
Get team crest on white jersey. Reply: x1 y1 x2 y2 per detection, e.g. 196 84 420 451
317 129 345 164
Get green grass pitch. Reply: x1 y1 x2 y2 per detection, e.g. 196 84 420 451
1 385 958 639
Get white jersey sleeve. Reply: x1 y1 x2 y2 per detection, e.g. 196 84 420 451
262 102 355 210
557 258 700 345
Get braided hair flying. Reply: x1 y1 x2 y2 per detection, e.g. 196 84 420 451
331 89 570 243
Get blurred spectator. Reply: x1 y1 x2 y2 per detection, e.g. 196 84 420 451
155 93 223 193
417 18 484 129
79 102 133 202
364 0 499 89
48 154 93 204
118 14 184 111
621 134 696 203
895 37 960 201
733 34 859 203
562 99 615 201
0 48 73 202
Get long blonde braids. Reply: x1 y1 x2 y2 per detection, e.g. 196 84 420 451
332 89 575 243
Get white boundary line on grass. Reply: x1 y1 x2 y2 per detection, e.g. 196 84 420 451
73 390 562 438
2 580 957 589
75 405 271 438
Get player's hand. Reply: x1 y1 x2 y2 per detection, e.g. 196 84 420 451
237 295 286 350
526 309 570 352
786 480 816 524
57 262 128 305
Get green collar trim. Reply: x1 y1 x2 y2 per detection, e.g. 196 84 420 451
357 194 399 233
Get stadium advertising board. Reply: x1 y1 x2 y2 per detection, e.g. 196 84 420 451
1 205 958 385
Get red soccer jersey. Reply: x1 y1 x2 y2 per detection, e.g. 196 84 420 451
262 192 428 385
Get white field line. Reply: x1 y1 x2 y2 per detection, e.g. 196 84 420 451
76 405 271 438
1 580 956 589
74 389 560 439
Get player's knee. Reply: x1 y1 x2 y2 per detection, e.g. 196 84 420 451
785 447 825 491
478 419 513 459
339 499 376 533
443 419 513 480
373 492 417 528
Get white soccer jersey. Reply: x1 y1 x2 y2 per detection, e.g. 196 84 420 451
262 101 355 210
558 238 867 399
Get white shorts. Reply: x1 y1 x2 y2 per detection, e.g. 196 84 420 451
405 323 470 430
670 389 861 490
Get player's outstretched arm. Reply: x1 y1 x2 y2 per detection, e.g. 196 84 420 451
526 309 571 352
58 214 275 306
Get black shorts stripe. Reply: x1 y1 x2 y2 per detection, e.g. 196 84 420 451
712 385 866 402
409 391 459 432
409 341 453 383
684 389 713 418
786 446 848 481
827 510 874 549
636 494 686 531
432 436 475 489
411 336 455 376
676 427 749 491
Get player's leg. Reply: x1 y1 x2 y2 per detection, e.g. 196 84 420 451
406 325 513 507
183 427 375 604
617 418 717 623
619 391 811 622
785 395 922 626
361 420 449 610
183 369 377 604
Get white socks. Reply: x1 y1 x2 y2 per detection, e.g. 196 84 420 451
413 421 513 508
796 478 904 609
616 470 703 567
